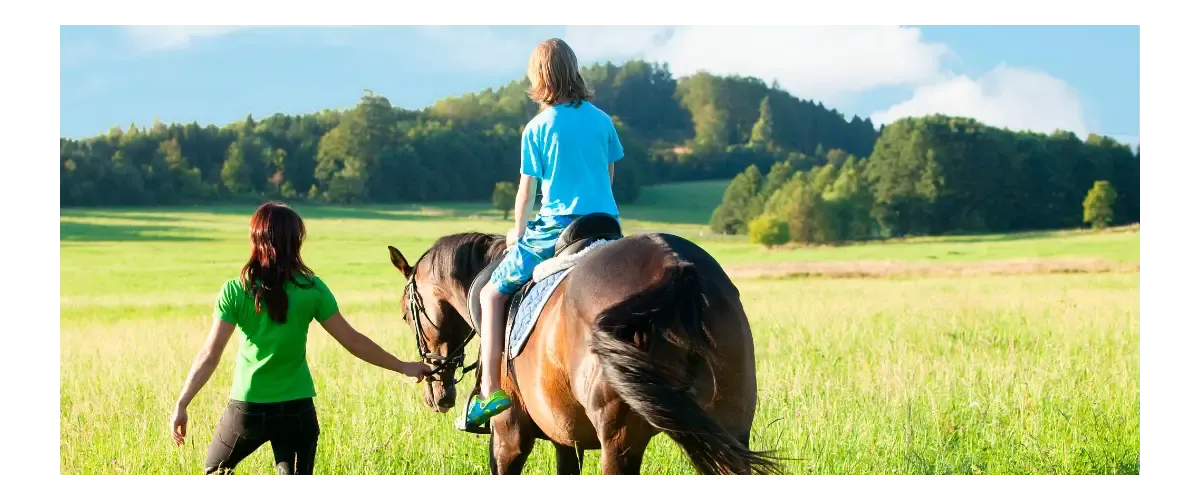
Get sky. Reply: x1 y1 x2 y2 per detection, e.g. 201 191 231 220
59 25 1140 147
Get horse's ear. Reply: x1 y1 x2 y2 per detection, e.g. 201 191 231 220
388 245 413 278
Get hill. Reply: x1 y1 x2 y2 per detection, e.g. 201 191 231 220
59 60 877 208
59 60 1139 246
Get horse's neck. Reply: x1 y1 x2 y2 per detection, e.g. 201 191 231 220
444 242 505 329
444 284 474 329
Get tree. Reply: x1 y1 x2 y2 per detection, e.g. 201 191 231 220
1082 180 1118 229
709 165 764 235
828 160 874 240
763 176 838 244
267 148 288 196
760 161 795 201
748 95 777 151
324 158 369 203
492 181 517 220
220 141 252 194
58 57 1139 241
748 214 789 247
826 148 849 169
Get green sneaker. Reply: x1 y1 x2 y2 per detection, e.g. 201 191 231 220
464 390 512 427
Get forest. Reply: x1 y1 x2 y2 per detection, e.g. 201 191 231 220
59 60 879 207
59 59 1138 239
713 115 1139 242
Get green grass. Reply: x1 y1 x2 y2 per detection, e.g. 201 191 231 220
60 193 1139 474
621 179 732 225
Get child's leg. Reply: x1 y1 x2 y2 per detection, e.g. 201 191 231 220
464 241 535 426
465 219 563 426
462 281 515 428
478 281 508 396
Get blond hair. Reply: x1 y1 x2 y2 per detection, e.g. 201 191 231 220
526 39 593 108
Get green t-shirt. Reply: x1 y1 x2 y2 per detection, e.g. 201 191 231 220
213 274 339 403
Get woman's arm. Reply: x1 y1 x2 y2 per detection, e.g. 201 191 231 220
175 318 235 409
319 312 428 380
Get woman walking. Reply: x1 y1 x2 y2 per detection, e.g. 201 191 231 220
168 201 429 474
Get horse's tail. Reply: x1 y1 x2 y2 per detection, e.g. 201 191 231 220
589 253 780 475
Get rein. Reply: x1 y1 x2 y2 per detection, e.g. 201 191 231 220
404 252 479 385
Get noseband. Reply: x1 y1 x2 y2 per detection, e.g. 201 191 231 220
404 253 478 385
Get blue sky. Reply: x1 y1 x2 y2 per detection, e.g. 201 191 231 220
60 25 1139 146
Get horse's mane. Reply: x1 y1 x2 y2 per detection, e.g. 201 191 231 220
423 232 508 290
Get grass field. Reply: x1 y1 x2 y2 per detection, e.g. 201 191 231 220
60 183 1140 474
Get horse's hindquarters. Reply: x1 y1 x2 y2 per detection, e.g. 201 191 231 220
507 285 605 449
699 290 758 438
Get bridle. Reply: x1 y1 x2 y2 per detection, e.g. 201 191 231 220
403 252 478 385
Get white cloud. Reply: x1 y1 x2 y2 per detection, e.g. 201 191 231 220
120 24 258 52
869 64 1089 137
563 25 951 103
95 26 1115 141
525 27 1107 139
411 26 538 73
121 26 247 53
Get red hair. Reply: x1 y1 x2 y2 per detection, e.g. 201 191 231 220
240 201 315 323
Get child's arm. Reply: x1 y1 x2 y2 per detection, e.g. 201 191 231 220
517 124 540 235
607 118 623 188
511 174 537 241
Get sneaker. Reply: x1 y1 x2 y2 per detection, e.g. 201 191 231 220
454 402 490 434
464 390 512 427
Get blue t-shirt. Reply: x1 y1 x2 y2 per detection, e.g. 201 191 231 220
520 101 623 218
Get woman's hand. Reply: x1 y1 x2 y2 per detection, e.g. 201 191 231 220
169 404 188 446
400 361 432 382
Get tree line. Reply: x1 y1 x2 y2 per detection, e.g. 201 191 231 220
60 60 881 208
713 114 1140 245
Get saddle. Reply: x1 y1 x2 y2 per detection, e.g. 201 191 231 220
457 213 622 434
466 213 623 336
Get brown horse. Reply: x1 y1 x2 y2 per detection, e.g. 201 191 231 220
388 230 779 474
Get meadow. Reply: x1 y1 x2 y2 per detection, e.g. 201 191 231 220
60 182 1140 474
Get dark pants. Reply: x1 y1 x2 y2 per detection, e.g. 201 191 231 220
203 398 320 475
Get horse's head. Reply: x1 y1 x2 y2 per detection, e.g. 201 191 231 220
388 235 505 414
388 245 472 413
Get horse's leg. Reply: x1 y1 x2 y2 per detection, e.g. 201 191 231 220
592 401 654 475
489 409 535 475
599 434 650 475
488 434 498 474
554 443 582 475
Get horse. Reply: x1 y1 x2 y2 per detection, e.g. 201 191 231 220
387 223 779 475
